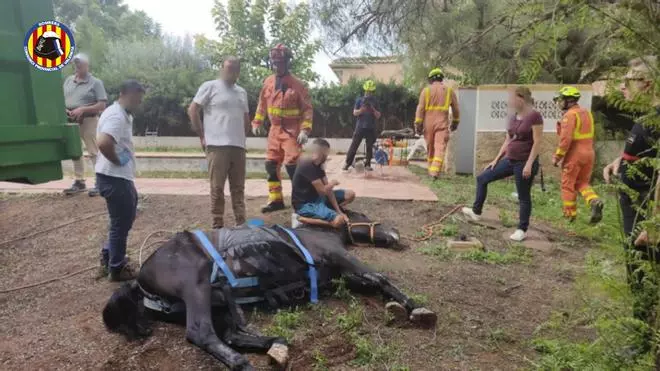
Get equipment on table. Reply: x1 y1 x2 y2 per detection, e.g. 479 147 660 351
377 128 417 166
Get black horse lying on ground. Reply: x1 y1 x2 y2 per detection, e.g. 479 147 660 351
102 211 436 370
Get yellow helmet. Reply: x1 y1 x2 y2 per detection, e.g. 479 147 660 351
554 86 581 101
363 80 376 92
428 68 444 79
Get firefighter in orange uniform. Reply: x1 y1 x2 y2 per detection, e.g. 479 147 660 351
552 86 603 223
252 44 313 213
414 68 460 178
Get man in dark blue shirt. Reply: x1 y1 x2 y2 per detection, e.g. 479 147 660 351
343 80 381 171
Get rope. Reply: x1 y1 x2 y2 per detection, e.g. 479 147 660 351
138 230 173 266
0 266 96 294
0 211 107 247
402 204 463 242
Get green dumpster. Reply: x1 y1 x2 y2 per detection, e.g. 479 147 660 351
0 0 82 184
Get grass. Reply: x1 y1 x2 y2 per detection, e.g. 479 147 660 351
264 308 304 341
419 243 454 261
411 166 659 370
459 244 532 265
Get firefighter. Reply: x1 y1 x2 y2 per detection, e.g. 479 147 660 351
252 44 314 213
552 86 603 223
414 68 460 178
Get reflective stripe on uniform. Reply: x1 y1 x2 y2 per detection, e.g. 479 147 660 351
301 120 312 130
268 181 283 202
580 187 599 203
254 113 265 121
555 147 567 156
424 87 452 112
415 117 423 124
573 110 595 140
268 107 301 117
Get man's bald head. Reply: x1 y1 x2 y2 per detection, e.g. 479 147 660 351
222 56 241 85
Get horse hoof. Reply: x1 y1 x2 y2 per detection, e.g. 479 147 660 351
267 342 289 367
385 301 408 326
410 307 437 329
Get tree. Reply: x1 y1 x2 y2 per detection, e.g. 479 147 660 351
195 0 321 84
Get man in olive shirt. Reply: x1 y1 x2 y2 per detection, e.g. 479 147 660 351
63 53 108 196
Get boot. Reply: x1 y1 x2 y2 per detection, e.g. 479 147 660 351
261 201 286 213
63 180 86 195
88 187 99 197
589 199 604 224
109 263 137 282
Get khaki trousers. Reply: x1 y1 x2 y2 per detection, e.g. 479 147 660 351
73 116 99 181
207 145 246 228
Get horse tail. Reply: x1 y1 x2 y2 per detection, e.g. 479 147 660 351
102 281 151 339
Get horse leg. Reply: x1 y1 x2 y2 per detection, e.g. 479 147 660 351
182 282 254 371
215 312 290 367
332 250 437 328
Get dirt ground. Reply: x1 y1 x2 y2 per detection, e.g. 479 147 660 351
0 193 587 370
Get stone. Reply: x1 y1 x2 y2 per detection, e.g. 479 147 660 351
447 237 484 251
410 307 437 329
385 301 408 326
267 343 289 367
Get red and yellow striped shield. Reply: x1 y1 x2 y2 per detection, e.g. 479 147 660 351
23 21 76 72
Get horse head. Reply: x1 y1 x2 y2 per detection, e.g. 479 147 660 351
343 209 401 249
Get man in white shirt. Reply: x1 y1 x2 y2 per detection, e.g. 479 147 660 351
95 80 145 281
188 57 250 229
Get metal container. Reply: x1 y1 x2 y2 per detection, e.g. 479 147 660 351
0 0 82 184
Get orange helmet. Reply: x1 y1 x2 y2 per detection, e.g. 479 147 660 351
269 43 292 63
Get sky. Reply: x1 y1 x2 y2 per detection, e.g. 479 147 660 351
123 0 339 84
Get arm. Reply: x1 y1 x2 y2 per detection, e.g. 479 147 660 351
252 78 268 129
353 98 364 117
187 102 204 137
372 100 381 119
414 88 426 127
85 79 108 115
297 81 313 133
554 113 576 162
526 124 543 168
97 133 121 165
449 88 460 125
79 101 107 115
311 179 342 212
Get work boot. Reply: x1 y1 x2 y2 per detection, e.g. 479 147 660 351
109 263 137 282
261 201 286 213
63 180 86 195
88 187 99 197
364 164 373 172
589 199 604 224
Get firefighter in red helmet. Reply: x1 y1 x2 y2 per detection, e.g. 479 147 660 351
252 43 314 213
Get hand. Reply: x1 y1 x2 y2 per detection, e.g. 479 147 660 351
415 123 423 136
485 159 498 170
116 149 132 166
634 230 649 247
199 137 206 151
69 107 85 121
330 179 340 187
523 163 532 179
603 159 620 184
297 131 309 145
450 121 459 132
552 154 562 167
252 125 265 136
339 213 349 223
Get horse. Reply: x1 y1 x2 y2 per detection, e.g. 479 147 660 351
102 210 436 370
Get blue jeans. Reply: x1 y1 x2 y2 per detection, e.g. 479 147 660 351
97 173 138 269
472 157 539 231
296 190 346 222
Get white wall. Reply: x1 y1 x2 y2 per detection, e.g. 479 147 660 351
133 136 358 153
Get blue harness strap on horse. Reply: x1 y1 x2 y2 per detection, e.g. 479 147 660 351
276 225 319 304
192 229 259 288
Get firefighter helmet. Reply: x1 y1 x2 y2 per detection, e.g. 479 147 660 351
554 86 581 101
269 43 293 63
34 31 64 61
428 68 444 79
363 80 376 92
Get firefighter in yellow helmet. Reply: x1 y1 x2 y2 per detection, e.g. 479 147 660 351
342 79 381 171
552 86 603 223
252 43 314 213
414 68 460 178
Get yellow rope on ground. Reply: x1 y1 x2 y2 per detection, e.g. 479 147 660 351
403 204 463 242
138 230 174 266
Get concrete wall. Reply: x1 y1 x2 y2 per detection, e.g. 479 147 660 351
133 136 359 154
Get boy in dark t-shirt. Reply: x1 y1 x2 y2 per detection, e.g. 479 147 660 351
292 138 356 228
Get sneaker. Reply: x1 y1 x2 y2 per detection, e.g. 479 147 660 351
589 199 604 224
108 264 137 282
63 180 86 195
364 165 374 171
341 164 351 173
461 207 481 222
261 201 286 213
509 229 527 242
88 187 99 197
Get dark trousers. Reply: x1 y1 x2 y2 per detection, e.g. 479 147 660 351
345 127 377 166
97 173 138 269
472 157 539 231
